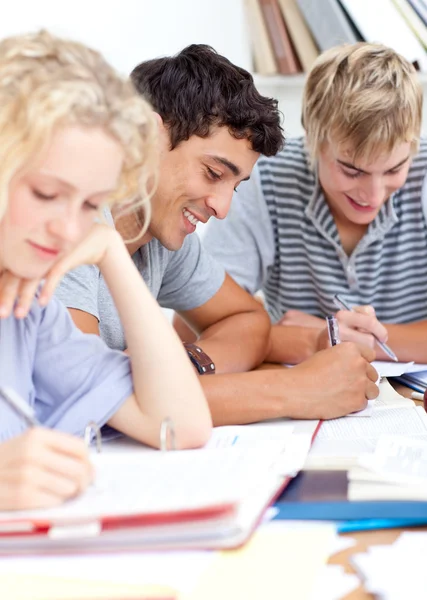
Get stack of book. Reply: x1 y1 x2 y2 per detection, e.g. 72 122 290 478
245 0 427 75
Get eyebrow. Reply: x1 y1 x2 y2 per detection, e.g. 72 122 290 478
209 156 251 182
38 171 115 196
38 171 75 191
211 156 241 177
337 155 410 175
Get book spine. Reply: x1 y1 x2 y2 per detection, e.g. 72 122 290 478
259 0 301 74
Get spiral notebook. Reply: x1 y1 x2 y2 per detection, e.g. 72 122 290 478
0 442 293 554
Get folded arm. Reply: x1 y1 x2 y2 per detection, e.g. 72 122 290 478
174 274 271 374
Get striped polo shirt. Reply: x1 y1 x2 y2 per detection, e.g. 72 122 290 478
262 137 427 323
203 137 427 325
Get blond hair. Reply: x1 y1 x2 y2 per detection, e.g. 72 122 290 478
302 42 422 165
0 29 158 231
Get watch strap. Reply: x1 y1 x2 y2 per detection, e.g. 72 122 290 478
183 343 215 375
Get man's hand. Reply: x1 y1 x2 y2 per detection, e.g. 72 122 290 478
316 305 388 354
288 342 379 420
278 309 325 329
0 224 122 319
0 428 93 510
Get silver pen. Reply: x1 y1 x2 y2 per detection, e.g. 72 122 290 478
333 294 399 362
0 386 40 427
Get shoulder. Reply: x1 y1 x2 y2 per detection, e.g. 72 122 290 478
409 138 427 174
258 137 315 190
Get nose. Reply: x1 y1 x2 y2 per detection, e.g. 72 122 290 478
360 176 385 207
48 209 82 244
205 187 234 220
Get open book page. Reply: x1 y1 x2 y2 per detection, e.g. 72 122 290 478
372 361 414 377
371 378 414 408
306 407 427 470
205 422 311 476
205 423 294 448
0 446 284 524
348 435 427 500
335 378 413 419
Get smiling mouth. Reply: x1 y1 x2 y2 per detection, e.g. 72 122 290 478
28 241 60 256
345 194 373 209
183 208 200 226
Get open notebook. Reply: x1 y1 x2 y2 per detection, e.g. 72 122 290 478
305 378 424 470
0 419 320 555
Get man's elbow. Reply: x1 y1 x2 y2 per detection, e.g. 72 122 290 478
250 306 273 362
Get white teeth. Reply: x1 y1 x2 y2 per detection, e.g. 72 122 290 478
183 209 199 226
352 198 370 207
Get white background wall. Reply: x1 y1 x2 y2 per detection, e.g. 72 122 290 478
3 1 427 137
0 0 251 74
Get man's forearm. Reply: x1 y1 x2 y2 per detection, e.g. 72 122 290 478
196 309 271 373
265 325 319 364
385 321 427 363
199 368 295 426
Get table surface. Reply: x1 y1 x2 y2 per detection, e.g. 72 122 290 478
325 383 424 599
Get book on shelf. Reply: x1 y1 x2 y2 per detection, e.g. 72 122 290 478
340 0 427 71
408 0 427 26
296 0 359 52
278 0 320 72
392 0 427 50
259 0 302 74
245 0 279 75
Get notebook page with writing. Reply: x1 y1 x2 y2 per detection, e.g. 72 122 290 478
306 407 427 470
0 446 283 525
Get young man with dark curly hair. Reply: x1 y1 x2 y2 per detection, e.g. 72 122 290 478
56 44 378 426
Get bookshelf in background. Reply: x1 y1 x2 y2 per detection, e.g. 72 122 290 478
245 0 427 77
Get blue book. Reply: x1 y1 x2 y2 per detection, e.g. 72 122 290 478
274 471 427 522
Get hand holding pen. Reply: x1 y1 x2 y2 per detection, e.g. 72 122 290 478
333 294 398 362
0 386 93 510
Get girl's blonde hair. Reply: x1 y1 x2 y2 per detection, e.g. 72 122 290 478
0 29 158 230
302 42 422 166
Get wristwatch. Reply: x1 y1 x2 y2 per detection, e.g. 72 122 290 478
183 343 215 375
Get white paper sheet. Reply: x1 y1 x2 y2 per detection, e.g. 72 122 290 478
0 446 284 523
307 407 427 467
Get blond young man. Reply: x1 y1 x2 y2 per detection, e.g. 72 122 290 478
194 42 427 365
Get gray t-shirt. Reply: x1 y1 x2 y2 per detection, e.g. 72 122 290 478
0 297 133 442
56 226 225 350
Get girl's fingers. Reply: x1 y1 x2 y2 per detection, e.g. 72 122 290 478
38 264 68 306
14 278 42 318
0 272 20 318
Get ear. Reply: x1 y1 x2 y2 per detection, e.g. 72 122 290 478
154 112 171 152
153 112 164 128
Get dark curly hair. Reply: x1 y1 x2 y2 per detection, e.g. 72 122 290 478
131 44 284 156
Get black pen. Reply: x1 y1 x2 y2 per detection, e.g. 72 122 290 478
333 294 398 362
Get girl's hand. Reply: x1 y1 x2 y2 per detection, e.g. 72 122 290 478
0 224 123 319
0 428 93 510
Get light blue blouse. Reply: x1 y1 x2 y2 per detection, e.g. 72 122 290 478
0 297 133 442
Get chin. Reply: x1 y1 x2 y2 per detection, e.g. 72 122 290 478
157 231 187 252
8 263 50 281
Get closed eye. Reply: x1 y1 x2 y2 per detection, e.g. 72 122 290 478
84 201 100 211
206 166 222 181
32 189 57 201
341 168 362 179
